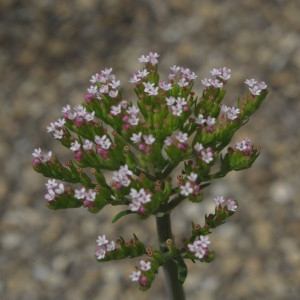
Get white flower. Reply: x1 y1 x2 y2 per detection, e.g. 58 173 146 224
110 104 122 116
213 196 225 206
46 179 57 189
164 136 173 146
180 182 193 196
96 235 108 246
83 139 93 150
54 183 65 194
226 198 238 211
70 140 81 152
130 132 142 144
143 134 155 145
74 187 86 199
126 105 139 115
195 114 206 125
194 142 204 153
32 148 42 158
53 129 64 139
87 85 98 94
85 189 96 202
187 172 197 182
95 246 106 259
54 118 65 127
130 270 141 282
140 260 151 271
94 135 111 149
175 131 188 143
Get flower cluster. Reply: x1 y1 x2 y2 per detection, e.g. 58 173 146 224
32 52 268 293
95 235 116 259
187 235 211 259
44 179 65 201
245 79 267 96
201 67 231 88
213 196 238 212
130 259 152 287
128 188 151 213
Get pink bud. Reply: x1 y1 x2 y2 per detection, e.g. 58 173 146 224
139 275 148 287
74 151 83 161
84 93 93 102
33 158 41 167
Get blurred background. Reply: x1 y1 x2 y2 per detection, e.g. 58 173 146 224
1 0 299 299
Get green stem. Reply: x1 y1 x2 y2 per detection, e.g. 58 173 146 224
156 214 186 300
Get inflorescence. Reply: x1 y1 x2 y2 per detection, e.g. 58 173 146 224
32 52 268 290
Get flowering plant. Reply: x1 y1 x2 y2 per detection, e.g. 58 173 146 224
32 52 268 299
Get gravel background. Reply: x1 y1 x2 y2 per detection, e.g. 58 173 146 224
1 0 300 299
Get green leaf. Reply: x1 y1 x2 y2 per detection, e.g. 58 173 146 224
112 209 134 223
173 255 188 284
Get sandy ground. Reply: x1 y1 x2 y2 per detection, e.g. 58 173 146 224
1 1 300 299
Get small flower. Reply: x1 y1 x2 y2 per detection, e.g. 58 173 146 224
85 189 96 202
187 172 197 182
87 85 98 94
110 104 122 116
96 235 109 246
126 105 139 116
180 182 193 196
164 136 173 146
54 118 66 127
201 148 214 164
137 69 149 78
95 246 106 259
143 82 158 96
194 142 204 153
171 104 183 116
54 183 65 194
53 129 64 139
177 78 189 87
128 115 139 126
175 131 188 143
221 105 240 120
130 270 141 282
159 81 172 91
94 135 111 149
32 148 42 158
84 111 95 121
195 114 206 125
206 116 216 127
74 187 86 200
166 96 176 106
106 240 116 252
70 140 81 152
46 179 58 189
45 189 56 201
83 139 93 150
236 137 251 151
245 79 267 96
129 73 140 84
140 260 151 271
213 196 225 206
143 134 155 145
128 188 151 212
226 198 238 211
130 132 142 144
198 235 211 248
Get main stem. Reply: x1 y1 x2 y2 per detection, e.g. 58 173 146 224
156 213 186 300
